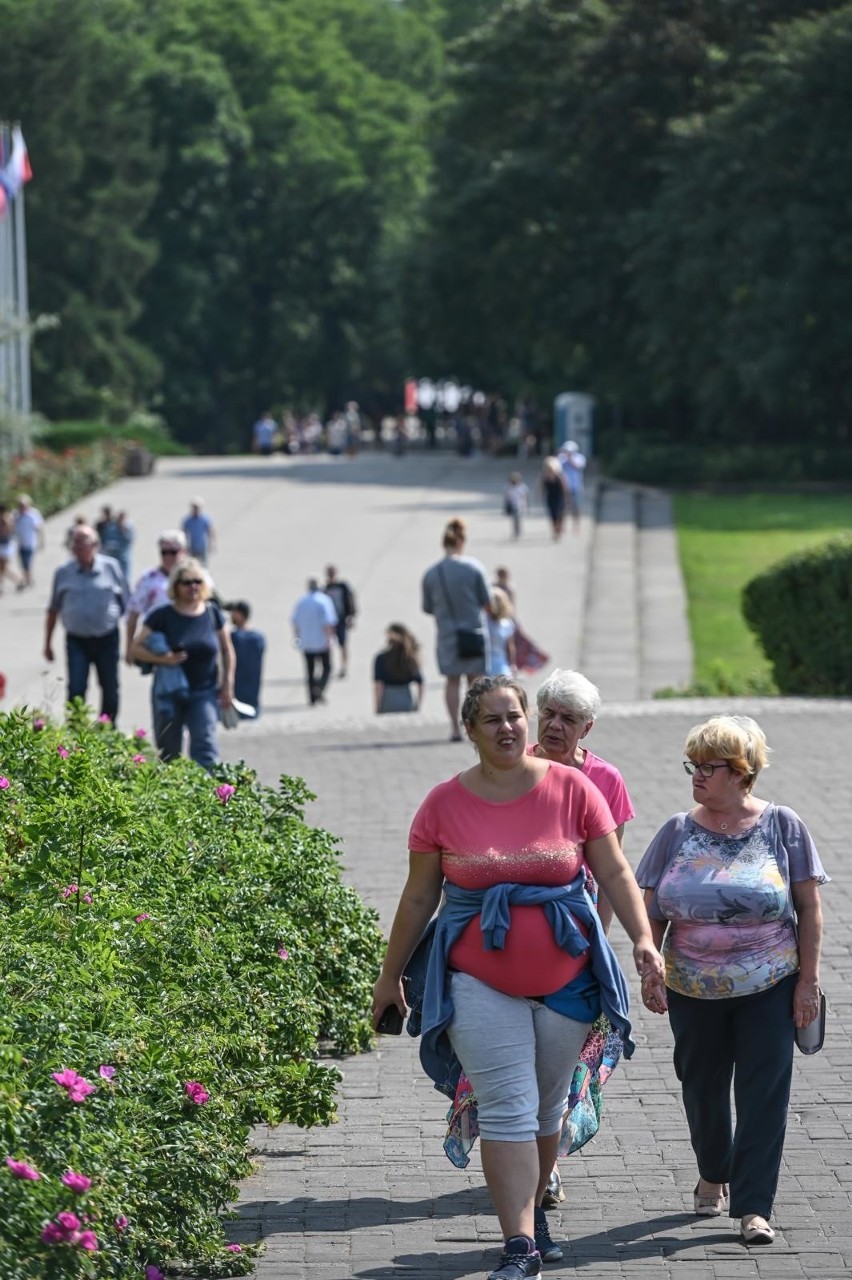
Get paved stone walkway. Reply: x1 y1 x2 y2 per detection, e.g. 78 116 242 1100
2 448 849 1279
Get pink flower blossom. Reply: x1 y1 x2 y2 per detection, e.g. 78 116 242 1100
183 1080 210 1105
145 1265 165 1280
33 718 45 731
278 947 289 960
99 1065 116 1080
132 753 146 764
214 783 236 804
82 892 93 903
226 1243 242 1252
5 1156 40 1180
56 1211 81 1233
114 1214 129 1231
134 727 147 739
41 1222 66 1245
135 913 150 923
62 884 78 899
57 745 70 758
52 1068 96 1103
0 776 9 790
61 1170 92 1194
77 1229 99 1251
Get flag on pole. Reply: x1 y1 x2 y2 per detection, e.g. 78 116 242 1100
0 125 33 207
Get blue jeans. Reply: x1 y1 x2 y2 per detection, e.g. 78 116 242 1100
66 629 120 722
153 686 219 770
667 972 797 1219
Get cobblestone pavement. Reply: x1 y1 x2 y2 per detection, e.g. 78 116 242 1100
224 700 852 1280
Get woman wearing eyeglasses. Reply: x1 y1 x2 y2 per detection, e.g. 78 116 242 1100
636 715 829 1246
130 557 234 769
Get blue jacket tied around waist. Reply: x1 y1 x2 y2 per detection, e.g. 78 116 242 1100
404 871 634 1099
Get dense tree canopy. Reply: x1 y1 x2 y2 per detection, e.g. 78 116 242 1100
2 0 851 452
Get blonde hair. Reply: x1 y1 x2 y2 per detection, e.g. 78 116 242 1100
684 715 770 791
490 586 514 622
167 557 211 601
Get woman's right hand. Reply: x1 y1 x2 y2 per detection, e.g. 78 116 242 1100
371 974 407 1030
162 649 188 666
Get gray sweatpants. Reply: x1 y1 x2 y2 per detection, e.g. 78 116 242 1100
447 971 592 1143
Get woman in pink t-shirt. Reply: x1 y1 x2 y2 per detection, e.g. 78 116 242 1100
372 676 665 1280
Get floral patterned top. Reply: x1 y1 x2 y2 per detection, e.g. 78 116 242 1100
636 804 829 1000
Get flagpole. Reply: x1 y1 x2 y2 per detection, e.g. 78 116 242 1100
13 127 32 417
0 120 11 422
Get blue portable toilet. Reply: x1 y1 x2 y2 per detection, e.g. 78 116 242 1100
554 392 595 456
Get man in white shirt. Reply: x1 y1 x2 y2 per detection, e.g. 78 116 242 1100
291 578 337 705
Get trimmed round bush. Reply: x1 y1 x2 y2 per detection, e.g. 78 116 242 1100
742 537 852 694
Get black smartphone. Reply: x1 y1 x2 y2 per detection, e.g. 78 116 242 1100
376 1004 404 1035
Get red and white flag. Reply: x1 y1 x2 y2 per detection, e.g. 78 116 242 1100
0 125 33 211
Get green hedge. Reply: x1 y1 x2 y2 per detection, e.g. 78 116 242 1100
742 538 852 694
603 439 852 487
0 706 384 1278
40 418 189 458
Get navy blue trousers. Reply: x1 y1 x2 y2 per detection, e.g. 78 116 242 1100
667 972 796 1219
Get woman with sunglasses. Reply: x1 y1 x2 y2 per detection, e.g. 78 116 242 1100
131 557 234 769
636 715 829 1246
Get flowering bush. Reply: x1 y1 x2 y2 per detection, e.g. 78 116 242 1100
0 440 127 515
0 705 384 1278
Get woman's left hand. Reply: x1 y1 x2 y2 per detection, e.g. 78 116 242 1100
793 977 821 1029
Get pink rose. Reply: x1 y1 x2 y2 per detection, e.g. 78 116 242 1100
226 1243 242 1252
134 727 147 738
132 753 146 764
57 746 69 758
52 1068 96 1103
82 892 93 904
62 884 78 899
56 1211 81 1232
97 714 111 724
0 776 9 790
33 718 45 731
114 1214 129 1231
5 1157 40 1180
77 1229 99 1251
41 1222 66 1245
145 1265 165 1280
61 1170 92 1194
135 913 150 923
183 1080 210 1105
99 1065 116 1080
215 783 236 804
278 947 289 960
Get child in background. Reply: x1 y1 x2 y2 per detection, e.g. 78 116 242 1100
487 588 516 676
228 600 266 717
503 472 529 539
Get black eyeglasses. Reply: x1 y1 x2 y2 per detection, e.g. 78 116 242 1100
177 578 203 586
683 761 731 779
160 547 180 556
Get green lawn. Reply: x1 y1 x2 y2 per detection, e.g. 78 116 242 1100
673 492 852 692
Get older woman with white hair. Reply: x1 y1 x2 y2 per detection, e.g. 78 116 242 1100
529 668 636 1208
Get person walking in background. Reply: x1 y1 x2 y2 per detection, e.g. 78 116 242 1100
636 715 828 1245
559 441 586 533
228 600 266 717
540 458 568 540
374 623 423 714
252 410 277 455
44 525 129 723
14 493 44 589
503 472 529 539
324 564 357 678
0 503 23 593
113 512 134 580
182 498 215 564
64 514 88 551
124 530 188 664
291 577 337 705
422 517 491 742
486 587 516 676
131 559 234 769
492 566 549 676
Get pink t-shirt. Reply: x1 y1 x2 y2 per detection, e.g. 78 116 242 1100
408 762 615 995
